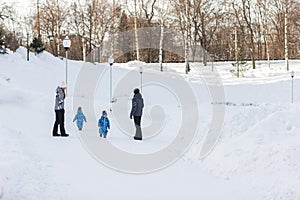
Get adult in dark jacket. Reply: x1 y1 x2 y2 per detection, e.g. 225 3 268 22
130 88 144 140
52 85 69 137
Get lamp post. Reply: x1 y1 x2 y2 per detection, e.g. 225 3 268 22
26 32 30 61
291 71 294 104
108 56 114 110
63 36 71 88
96 44 100 63
139 66 143 92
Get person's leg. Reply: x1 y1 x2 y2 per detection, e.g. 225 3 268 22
78 121 83 131
52 111 60 136
134 116 142 140
134 116 141 126
58 110 68 136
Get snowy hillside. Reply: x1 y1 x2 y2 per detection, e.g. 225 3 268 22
0 47 300 200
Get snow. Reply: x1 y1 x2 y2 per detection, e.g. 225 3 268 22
0 47 300 199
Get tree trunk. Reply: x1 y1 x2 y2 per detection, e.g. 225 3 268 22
82 37 86 62
250 34 256 69
284 0 289 71
134 0 140 60
159 22 164 71
235 26 239 78
185 0 189 74
185 32 189 74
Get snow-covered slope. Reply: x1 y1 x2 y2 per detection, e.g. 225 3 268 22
0 47 299 199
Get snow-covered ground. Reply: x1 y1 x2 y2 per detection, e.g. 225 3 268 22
0 47 299 199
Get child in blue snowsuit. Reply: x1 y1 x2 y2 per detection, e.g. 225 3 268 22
98 110 110 138
73 107 87 131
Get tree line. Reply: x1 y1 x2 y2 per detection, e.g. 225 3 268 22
1 0 300 70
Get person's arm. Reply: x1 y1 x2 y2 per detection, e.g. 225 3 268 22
107 118 110 129
56 89 65 108
130 98 137 119
73 114 77 122
98 118 101 127
83 114 87 122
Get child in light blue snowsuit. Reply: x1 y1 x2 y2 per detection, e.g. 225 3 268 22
73 107 87 131
98 110 110 138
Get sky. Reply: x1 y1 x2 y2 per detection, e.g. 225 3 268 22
2 0 34 16
2 0 163 18
1 0 102 16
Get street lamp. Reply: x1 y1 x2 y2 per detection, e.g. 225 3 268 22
291 71 295 104
139 66 143 92
96 44 100 63
26 32 30 61
108 56 114 110
63 36 71 88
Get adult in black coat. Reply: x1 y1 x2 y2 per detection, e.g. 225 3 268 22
130 88 144 140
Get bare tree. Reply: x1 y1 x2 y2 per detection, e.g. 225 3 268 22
171 0 192 73
134 0 140 60
233 0 256 69
69 0 118 61
157 0 170 71
0 3 11 21
0 4 21 51
257 0 271 67
70 0 87 61
22 0 300 63
140 0 157 25
32 0 68 56
287 0 300 59
284 0 289 70
193 0 223 65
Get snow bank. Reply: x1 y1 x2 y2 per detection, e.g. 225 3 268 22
199 107 300 199
1 48 300 200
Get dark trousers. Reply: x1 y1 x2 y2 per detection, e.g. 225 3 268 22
134 116 142 139
52 109 66 135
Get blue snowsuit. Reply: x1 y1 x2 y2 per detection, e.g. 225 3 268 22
73 109 87 130
98 116 110 137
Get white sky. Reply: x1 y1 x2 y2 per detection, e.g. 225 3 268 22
2 0 35 16
1 0 107 16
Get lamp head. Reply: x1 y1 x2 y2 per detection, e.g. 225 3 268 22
139 66 143 74
63 36 71 50
291 71 294 78
108 56 114 66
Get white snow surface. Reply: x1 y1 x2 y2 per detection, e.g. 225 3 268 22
0 47 300 200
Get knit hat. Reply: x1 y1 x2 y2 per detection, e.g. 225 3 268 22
134 88 140 94
102 110 107 115
61 81 67 89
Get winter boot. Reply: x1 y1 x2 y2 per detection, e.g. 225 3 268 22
134 136 142 140
61 133 69 137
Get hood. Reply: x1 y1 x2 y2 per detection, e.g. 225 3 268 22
134 93 142 99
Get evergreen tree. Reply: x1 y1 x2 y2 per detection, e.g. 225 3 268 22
30 37 45 54
0 26 7 54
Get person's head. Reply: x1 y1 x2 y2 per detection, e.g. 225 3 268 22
102 110 107 118
61 81 67 91
78 106 82 111
134 88 140 95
